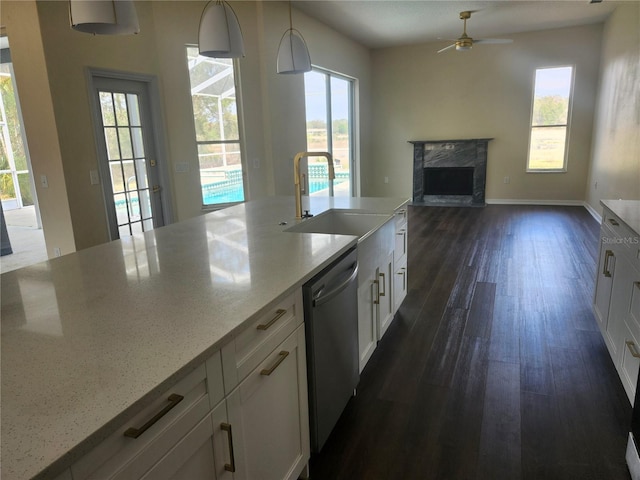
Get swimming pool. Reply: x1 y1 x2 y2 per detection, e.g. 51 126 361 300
202 175 349 205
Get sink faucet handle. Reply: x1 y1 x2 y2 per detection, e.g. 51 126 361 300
303 210 314 218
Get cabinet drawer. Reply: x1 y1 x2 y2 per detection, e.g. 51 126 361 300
72 363 212 480
222 290 303 392
603 211 638 253
394 227 407 267
394 207 408 231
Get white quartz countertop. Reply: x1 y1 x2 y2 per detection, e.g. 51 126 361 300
1 195 409 480
601 199 640 236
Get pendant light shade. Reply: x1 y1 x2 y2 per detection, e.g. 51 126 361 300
69 0 139 35
276 2 311 74
277 29 311 74
198 1 245 58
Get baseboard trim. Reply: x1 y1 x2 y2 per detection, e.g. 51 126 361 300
582 201 602 223
485 199 585 206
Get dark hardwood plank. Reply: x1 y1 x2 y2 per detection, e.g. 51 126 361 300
310 205 632 480
477 361 522 480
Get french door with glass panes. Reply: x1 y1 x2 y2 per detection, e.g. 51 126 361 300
91 76 165 240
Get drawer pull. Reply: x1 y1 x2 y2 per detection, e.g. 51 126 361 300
626 341 640 359
603 250 614 278
373 279 380 305
256 309 287 331
260 351 289 376
379 272 386 297
124 394 184 439
220 423 236 472
608 218 620 226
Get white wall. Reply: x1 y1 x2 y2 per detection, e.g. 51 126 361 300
2 1 372 250
586 2 640 213
369 25 603 202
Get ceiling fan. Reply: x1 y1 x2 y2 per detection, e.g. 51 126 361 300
437 11 513 54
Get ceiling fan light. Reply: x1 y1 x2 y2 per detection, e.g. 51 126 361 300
277 29 311 74
456 44 472 51
69 0 139 35
198 1 245 58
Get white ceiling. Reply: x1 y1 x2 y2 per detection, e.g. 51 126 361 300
293 0 620 49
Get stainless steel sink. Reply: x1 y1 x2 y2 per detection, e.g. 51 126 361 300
284 209 391 240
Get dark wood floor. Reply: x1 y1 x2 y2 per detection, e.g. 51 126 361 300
310 205 633 480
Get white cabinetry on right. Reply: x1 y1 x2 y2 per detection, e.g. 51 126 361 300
594 208 640 403
393 207 408 311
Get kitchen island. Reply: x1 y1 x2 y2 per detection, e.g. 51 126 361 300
1 195 409 480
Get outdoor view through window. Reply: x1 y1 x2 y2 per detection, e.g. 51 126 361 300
186 47 243 206
527 66 574 171
304 70 353 196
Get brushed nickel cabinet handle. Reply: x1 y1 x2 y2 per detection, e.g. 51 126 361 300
379 272 386 297
220 423 236 472
626 341 640 359
260 351 289 376
257 309 287 331
608 218 620 226
603 250 614 278
124 394 184 439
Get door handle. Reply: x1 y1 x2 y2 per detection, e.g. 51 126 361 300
152 185 161 193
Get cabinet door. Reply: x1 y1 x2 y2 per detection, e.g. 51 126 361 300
225 325 310 480
594 241 617 355
394 262 407 313
141 403 231 480
357 268 378 373
377 252 394 340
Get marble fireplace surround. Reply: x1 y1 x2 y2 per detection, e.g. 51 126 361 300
410 138 492 206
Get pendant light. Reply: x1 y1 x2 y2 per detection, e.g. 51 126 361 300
276 1 311 74
198 1 245 58
69 0 139 35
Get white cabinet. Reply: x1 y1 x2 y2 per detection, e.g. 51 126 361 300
141 401 230 480
357 219 394 372
225 324 309 480
594 208 640 403
72 290 309 480
393 206 408 312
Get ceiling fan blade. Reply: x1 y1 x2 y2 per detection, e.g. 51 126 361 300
474 38 513 45
437 44 456 54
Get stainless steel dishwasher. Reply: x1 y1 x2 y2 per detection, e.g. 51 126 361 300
303 247 359 452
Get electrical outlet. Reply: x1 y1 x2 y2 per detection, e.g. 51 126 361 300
253 158 260 169
90 169 100 185
595 181 598 190
503 176 510 184
40 175 49 188
53 247 61 257
384 176 389 184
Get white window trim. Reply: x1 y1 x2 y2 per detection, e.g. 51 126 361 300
525 65 575 174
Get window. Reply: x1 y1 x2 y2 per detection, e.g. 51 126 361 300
527 66 574 172
304 69 355 197
186 47 244 206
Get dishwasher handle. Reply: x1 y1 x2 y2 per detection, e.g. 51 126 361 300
313 261 359 307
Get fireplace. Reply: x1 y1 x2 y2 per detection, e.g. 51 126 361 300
424 167 474 196
410 138 492 206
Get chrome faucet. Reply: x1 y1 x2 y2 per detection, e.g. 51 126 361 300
293 151 335 219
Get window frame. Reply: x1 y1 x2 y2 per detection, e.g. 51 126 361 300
304 66 358 197
185 46 247 210
526 65 575 173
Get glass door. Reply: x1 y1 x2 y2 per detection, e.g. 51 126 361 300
91 77 164 240
304 69 355 197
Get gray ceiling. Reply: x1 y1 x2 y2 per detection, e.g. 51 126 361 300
293 0 621 49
